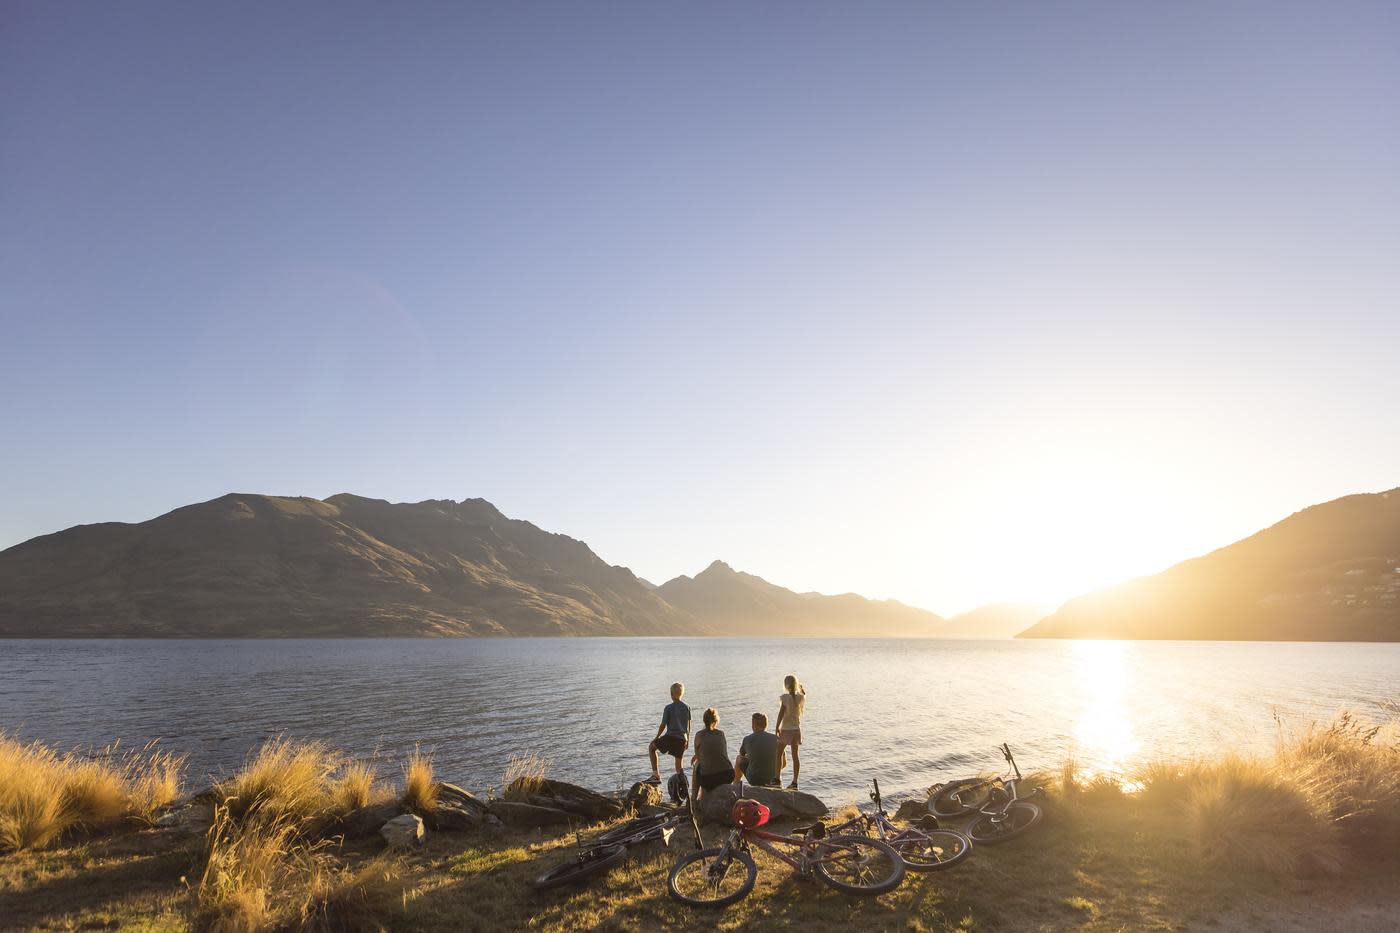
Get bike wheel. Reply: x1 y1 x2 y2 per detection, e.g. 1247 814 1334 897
667 846 757 908
532 843 628 891
592 814 668 846
966 801 1043 844
890 828 972 871
929 778 987 818
813 835 905 895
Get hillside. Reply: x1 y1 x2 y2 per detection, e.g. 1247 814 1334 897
0 494 698 637
935 602 1052 639
1019 488 1400 641
657 560 945 637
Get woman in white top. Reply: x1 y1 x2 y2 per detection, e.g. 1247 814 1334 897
773 674 806 789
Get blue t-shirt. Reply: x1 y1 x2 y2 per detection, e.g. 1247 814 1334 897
662 700 691 737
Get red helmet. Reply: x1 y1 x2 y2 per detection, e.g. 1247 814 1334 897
731 799 770 828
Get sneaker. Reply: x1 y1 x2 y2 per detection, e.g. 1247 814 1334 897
645 774 661 785
787 782 799 790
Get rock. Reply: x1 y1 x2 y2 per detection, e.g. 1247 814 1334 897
490 801 575 828
427 783 490 832
894 798 932 822
380 813 425 849
153 802 213 835
525 780 625 821
698 783 828 825
340 801 403 840
624 781 662 813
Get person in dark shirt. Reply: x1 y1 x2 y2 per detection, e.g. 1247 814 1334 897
647 682 691 783
733 712 780 787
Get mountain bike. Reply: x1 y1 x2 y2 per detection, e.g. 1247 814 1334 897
827 778 972 871
929 743 1043 844
532 804 701 890
667 795 905 908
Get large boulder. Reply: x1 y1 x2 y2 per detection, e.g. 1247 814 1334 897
380 813 425 849
698 784 828 825
490 801 575 828
429 783 490 832
522 780 625 821
339 801 403 840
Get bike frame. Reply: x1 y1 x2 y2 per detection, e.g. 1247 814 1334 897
721 824 849 874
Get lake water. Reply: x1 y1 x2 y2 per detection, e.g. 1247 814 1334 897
2 638 1397 804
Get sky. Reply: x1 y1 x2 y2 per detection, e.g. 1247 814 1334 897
2 2 1398 615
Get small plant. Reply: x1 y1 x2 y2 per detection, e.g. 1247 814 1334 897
401 748 438 816
297 856 407 933
502 752 552 802
330 761 381 816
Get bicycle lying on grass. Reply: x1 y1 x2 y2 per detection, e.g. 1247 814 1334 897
533 805 703 890
826 778 972 871
929 743 1043 844
667 795 905 908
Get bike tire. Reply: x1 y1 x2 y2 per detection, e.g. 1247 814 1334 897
667 846 758 908
890 828 972 871
929 778 986 818
592 814 669 846
813 835 906 895
966 801 1042 844
532 843 629 891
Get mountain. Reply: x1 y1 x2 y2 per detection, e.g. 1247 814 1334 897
656 560 945 637
0 494 699 637
934 602 1052 639
1019 488 1400 641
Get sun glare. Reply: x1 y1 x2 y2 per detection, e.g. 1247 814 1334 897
1070 640 1139 774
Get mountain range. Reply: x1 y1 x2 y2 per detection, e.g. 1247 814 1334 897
0 493 944 638
1019 487 1400 641
3 486 1397 640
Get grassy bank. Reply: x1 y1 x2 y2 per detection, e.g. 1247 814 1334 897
3 714 1400 931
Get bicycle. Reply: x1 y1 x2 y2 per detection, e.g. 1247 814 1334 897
827 778 972 871
532 804 701 890
667 794 905 908
928 743 1043 844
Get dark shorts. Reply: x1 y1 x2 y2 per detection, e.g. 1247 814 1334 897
654 734 685 757
696 768 734 793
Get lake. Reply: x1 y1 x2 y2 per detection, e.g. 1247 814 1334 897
2 638 1397 804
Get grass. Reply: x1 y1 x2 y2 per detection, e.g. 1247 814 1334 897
4 712 1400 931
502 752 552 802
0 734 185 852
402 748 438 817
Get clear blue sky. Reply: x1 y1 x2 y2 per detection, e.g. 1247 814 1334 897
3 2 1397 613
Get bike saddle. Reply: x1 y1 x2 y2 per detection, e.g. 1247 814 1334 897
790 821 827 839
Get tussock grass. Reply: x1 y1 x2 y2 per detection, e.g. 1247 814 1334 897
215 739 392 835
0 735 185 852
198 808 300 932
401 748 438 816
297 857 407 933
502 752 552 801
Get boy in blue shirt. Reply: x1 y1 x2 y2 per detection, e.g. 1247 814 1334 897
647 682 691 783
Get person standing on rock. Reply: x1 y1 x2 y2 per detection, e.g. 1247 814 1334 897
690 707 733 801
647 681 691 783
775 674 806 789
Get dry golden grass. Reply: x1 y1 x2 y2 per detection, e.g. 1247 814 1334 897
0 735 186 852
401 748 438 816
502 751 552 801
331 761 383 815
297 857 407 933
198 808 301 932
215 737 345 830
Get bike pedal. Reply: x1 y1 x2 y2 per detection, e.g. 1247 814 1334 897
661 827 675 846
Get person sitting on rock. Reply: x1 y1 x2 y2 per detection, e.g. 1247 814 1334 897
690 707 733 801
733 712 780 787
647 681 691 783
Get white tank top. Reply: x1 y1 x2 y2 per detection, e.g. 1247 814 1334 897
780 692 804 730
